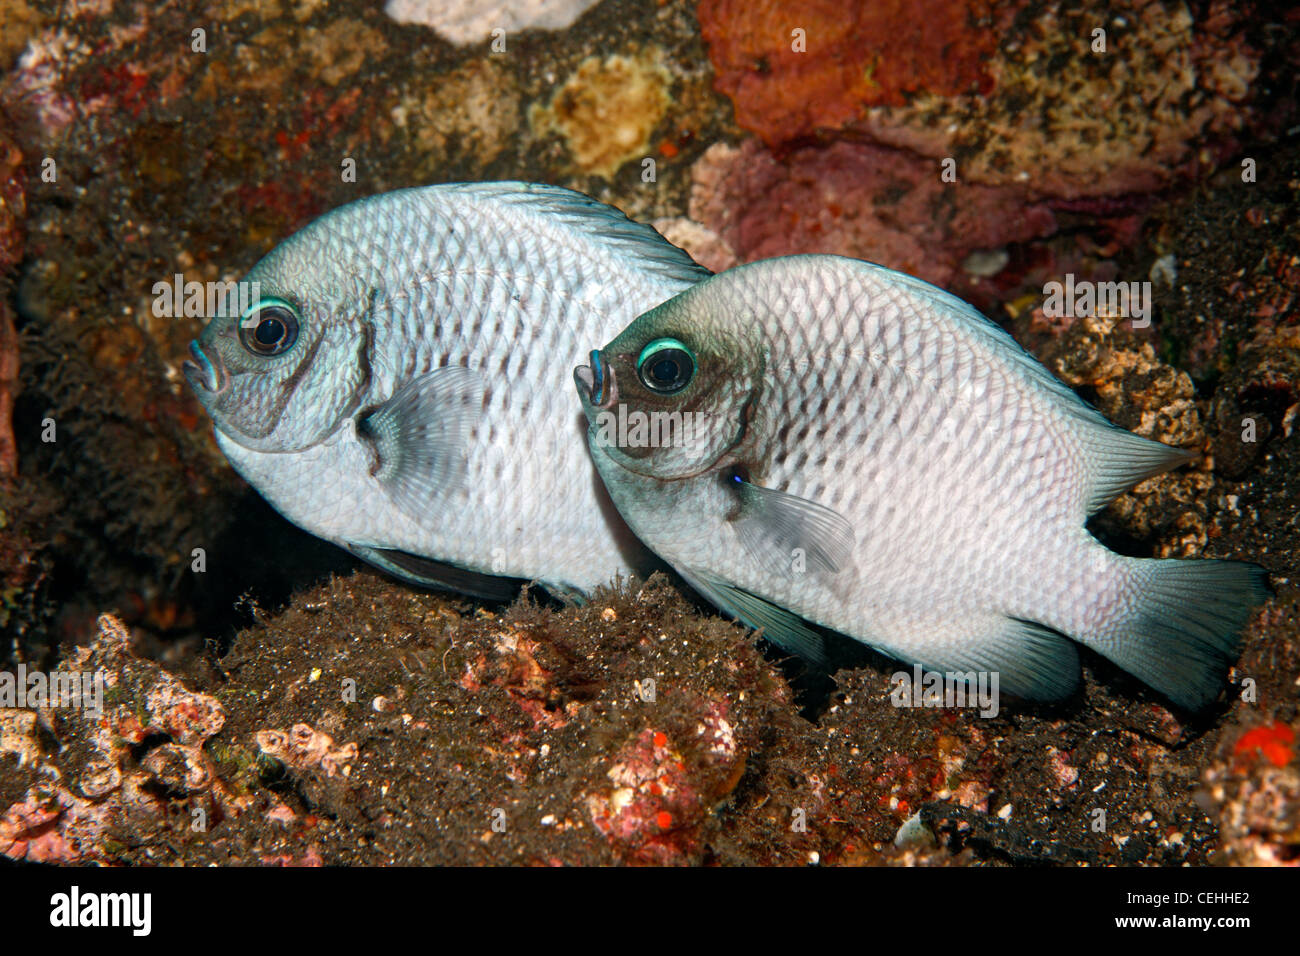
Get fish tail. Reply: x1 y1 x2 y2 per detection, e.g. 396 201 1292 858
1088 557 1271 710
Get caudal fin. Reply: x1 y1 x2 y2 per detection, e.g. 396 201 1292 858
1093 559 1271 710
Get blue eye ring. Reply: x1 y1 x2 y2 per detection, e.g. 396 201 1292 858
636 337 696 394
239 297 300 357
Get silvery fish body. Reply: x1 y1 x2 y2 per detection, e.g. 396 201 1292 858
575 255 1269 709
185 183 709 599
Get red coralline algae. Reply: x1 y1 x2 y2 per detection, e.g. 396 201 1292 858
1234 722 1296 769
255 724 358 779
260 846 324 867
235 178 328 240
0 790 88 864
689 139 1057 303
698 0 1004 145
457 627 579 732
266 803 298 826
0 615 238 864
0 125 22 479
1205 718 1300 866
680 0 1273 325
699 0 1266 203
82 62 155 118
0 130 21 274
585 711 743 865
586 727 698 862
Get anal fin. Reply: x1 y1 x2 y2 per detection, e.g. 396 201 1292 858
901 616 1080 703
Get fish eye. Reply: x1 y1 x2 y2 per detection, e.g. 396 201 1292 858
636 337 696 394
239 298 300 357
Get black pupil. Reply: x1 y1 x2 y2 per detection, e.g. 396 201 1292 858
642 347 692 391
255 315 285 347
650 356 680 384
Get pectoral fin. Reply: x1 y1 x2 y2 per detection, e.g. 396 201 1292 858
359 366 484 519
730 476 855 581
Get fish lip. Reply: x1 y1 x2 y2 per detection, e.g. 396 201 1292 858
575 349 616 410
573 363 595 401
183 340 228 396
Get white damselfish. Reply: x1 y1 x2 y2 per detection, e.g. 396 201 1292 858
186 183 709 599
575 255 1270 709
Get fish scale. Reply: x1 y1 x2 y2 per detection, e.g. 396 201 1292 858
577 254 1269 709
187 183 710 598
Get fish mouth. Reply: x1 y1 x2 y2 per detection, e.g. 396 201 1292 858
574 349 617 410
183 340 229 396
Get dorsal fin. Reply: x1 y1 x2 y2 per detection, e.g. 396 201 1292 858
894 614 1081 703
1076 425 1195 514
445 182 712 287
